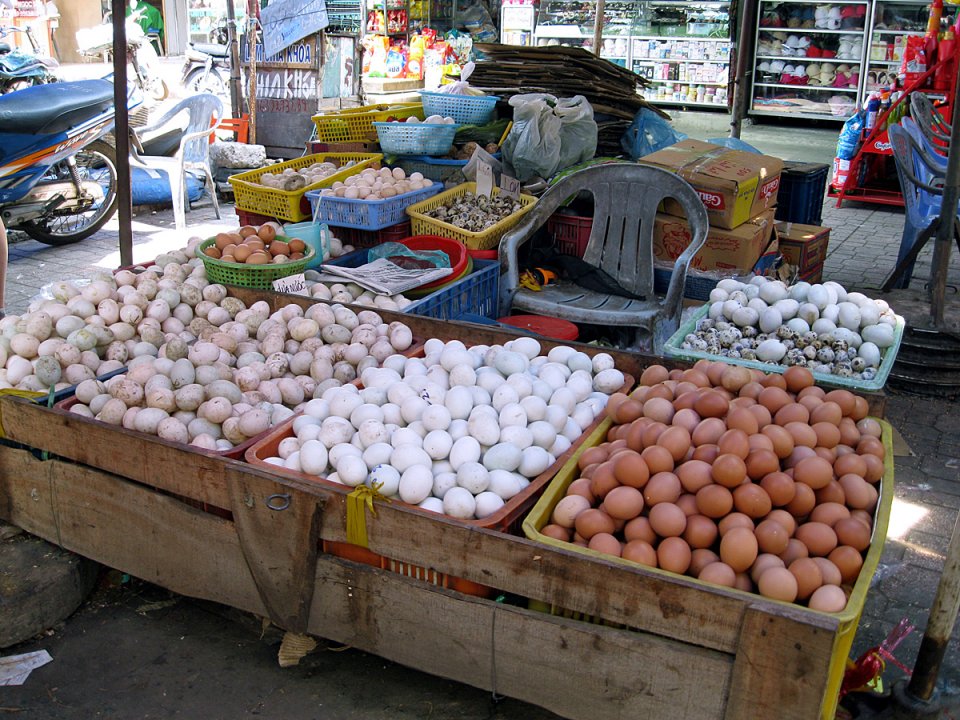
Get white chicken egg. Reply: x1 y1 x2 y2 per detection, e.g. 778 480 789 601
299 439 328 475
432 471 458 499
362 442 393 468
457 461 490 494
519 446 552 478
488 469 525 501
389 444 431 474
422 429 453 459
442 487 477 519
336 454 368 487
368 464 400 496
499 424 533 450
399 465 434 504
475 491 506 519
450 435 482 469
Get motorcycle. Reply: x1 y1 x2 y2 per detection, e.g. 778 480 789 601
180 39 230 104
0 78 135 245
0 25 59 94
76 8 168 103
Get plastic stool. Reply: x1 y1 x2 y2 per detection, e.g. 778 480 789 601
497 314 579 341
210 114 250 144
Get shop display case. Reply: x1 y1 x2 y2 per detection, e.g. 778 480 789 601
863 0 928 93
533 0 731 104
500 1 536 45
750 0 870 121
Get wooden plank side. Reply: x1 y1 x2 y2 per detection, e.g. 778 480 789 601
724 605 839 720
307 555 734 720
225 466 322 632
0 450 266 618
0 397 232 509
298 470 746 654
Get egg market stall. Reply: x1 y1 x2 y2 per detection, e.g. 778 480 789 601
0 39 908 720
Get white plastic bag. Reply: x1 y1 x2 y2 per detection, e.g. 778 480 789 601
462 145 503 183
502 93 598 182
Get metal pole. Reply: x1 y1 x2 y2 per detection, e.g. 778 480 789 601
592 0 606 57
930 63 960 324
247 0 257 144
111 0 133 268
906 512 960 702
225 0 242 122
730 0 757 139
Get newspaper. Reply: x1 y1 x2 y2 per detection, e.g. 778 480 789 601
319 258 453 295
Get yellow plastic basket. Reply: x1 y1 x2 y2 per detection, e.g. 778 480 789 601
198 237 313 290
522 417 895 720
405 182 538 250
228 153 382 223
311 103 425 142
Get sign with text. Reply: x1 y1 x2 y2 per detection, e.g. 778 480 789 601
499 173 520 200
260 0 329 59
242 35 319 69
272 273 308 295
476 161 494 199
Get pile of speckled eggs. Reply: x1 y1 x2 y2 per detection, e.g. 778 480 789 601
679 278 900 382
541 361 885 612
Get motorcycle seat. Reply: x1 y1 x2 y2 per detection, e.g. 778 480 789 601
0 42 10 55
192 42 229 58
0 79 115 135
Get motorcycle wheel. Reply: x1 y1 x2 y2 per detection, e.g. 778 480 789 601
148 77 169 102
20 141 119 246
183 66 228 105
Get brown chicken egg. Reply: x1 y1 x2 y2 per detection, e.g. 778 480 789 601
677 460 713 493
640 365 670 386
779 538 810 565
795 522 839 557
657 537 692 574
658 426 692 462
786 482 817 517
828 545 864 584
648 502 687 537
794 456 834 490
588 532 623 557
613 451 649 489
641 445 674 475
699 562 737 588
812 557 844 586
751 553 786 584
644 472 682 506
789 557 824 600
690 548 721 576
808 584 848 612
696 484 734 519
692 417 727 446
755 518 791 555
622 539 657 567
712 453 748 488
834 517 871 551
684 514 719 549
602 486 645 521
624 516 657 544
733 484 773 519
718 429 751 459
719 527 759 573
541 524 572 542
808 502 850 527
760 471 796 507
758 566 799 602
783 366 814 393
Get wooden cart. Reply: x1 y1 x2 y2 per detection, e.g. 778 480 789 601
0 294 886 720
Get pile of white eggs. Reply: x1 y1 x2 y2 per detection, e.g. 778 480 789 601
405 115 456 125
260 337 627 521
683 277 900 380
259 161 349 191
303 278 413 313
317 167 433 201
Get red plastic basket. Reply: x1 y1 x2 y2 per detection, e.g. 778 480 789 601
398 235 470 292
235 208 277 227
546 212 593 258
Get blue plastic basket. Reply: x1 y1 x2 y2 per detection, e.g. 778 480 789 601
326 253 499 320
404 259 499 320
373 122 460 155
419 91 499 124
394 153 504 185
306 183 442 231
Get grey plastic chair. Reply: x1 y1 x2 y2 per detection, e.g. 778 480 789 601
910 91 952 149
130 93 223 230
498 163 709 353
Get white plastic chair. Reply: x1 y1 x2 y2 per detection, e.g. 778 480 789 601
130 94 223 229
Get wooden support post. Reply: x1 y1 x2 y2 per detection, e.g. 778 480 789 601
592 0 606 57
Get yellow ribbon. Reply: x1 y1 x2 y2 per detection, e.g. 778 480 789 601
346 483 391 548
0 388 47 439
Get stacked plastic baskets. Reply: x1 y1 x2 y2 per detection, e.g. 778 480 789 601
392 91 500 186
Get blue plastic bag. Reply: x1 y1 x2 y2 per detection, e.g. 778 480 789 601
707 137 763 154
836 112 864 160
620 108 687 160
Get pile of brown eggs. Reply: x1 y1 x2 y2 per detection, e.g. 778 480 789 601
541 361 885 613
202 224 309 265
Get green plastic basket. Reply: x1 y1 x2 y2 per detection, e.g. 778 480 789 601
198 237 313 289
663 303 905 392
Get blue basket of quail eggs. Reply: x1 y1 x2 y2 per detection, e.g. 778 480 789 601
374 115 460 156
664 277 905 392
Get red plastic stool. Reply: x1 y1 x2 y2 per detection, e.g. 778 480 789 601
497 314 579 341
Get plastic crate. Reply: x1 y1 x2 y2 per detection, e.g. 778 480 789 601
373 122 460 156
664 303 905 391
775 162 830 226
404 259 499 319
406 183 538 250
198 237 313 289
243 381 632 597
653 251 781 301
235 208 276 226
419 91 499 124
306 182 443 231
228 153 383 223
546 211 593 257
394 155 469 184
312 103 424 143
522 417 894 720
328 222 410 249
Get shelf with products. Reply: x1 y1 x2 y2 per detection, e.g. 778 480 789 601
366 0 410 39
751 0 870 121
863 0 935 96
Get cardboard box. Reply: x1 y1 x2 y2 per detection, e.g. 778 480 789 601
776 221 830 272
641 140 784 229
799 263 824 284
654 208 777 272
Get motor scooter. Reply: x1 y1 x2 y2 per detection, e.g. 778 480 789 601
0 25 59 94
76 8 168 102
180 39 230 103
0 79 137 245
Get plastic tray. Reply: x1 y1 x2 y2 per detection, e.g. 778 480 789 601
198 237 313 290
373 122 460 156
228 153 383 223
664 303 905 392
306 182 442 231
312 103 424 143
406 182 538 250
419 91 499 124
522 417 894 720
404 259 499 319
